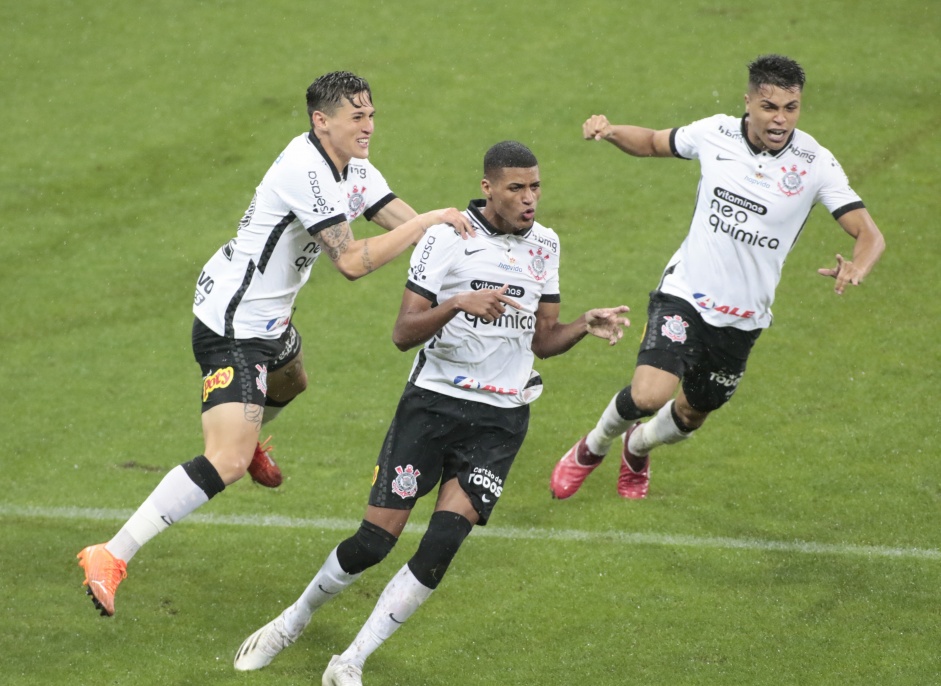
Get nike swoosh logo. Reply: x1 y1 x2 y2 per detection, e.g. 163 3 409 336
481 495 491 503
90 580 107 591
464 248 486 256
161 515 173 526
318 584 338 595
389 613 405 624
715 154 735 162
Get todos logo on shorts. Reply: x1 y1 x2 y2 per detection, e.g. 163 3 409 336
202 367 234 402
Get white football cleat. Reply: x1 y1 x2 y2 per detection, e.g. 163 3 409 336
233 612 305 671
322 655 363 686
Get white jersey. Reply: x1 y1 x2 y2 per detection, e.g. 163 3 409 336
193 131 396 339
404 200 562 408
661 114 864 330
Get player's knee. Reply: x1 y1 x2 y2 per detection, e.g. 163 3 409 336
336 520 398 575
616 385 662 419
407 511 473 590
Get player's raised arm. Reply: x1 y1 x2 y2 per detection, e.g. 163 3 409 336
371 198 476 240
531 302 630 359
318 207 472 280
583 114 674 158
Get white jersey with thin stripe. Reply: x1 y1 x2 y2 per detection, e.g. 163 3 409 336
193 131 395 339
404 200 562 408
661 114 864 330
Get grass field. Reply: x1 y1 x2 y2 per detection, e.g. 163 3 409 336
3 1 940 684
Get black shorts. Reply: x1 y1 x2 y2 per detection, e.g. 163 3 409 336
191 318 302 412
368 383 530 525
637 291 761 412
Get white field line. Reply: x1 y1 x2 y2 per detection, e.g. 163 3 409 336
3 503 939 561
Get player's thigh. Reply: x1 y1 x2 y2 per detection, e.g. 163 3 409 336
433 478 480 525
630 364 682 410
364 504 413 538
201 402 262 483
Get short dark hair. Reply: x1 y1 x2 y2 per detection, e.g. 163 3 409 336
483 141 538 178
306 71 372 118
747 54 806 92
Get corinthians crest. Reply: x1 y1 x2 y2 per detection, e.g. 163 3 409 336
661 314 690 343
347 185 367 218
392 464 421 499
777 164 807 197
527 247 552 281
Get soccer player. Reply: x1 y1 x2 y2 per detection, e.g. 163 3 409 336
549 54 885 501
232 141 630 685
76 71 474 617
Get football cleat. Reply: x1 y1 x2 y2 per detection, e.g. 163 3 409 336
234 611 307 671
617 423 650 499
549 436 605 500
77 544 127 617
248 435 283 488
322 655 363 686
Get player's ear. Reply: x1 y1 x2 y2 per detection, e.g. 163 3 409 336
311 110 328 131
481 177 491 200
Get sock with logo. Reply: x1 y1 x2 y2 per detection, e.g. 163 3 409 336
628 400 695 456
105 457 224 562
282 547 361 635
586 386 655 457
338 565 434 670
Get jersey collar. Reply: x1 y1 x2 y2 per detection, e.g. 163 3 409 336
467 199 533 238
740 114 795 158
307 130 346 182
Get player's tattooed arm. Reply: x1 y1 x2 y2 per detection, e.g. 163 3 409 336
316 221 355 262
361 239 374 273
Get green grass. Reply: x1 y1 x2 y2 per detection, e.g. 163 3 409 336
3 0 940 684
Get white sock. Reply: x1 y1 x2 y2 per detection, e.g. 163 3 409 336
282 548 361 635
586 393 633 456
629 401 693 456
338 565 433 669
105 465 210 562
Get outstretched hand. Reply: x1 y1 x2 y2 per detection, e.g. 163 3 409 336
585 305 630 345
817 253 864 295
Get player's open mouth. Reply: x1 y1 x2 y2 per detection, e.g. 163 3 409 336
357 137 370 147
522 209 535 220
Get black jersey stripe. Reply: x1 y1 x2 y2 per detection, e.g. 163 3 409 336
257 212 295 275
408 348 427 385
364 193 397 221
669 128 687 159
307 213 347 236
832 200 866 221
406 280 437 305
224 260 257 338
